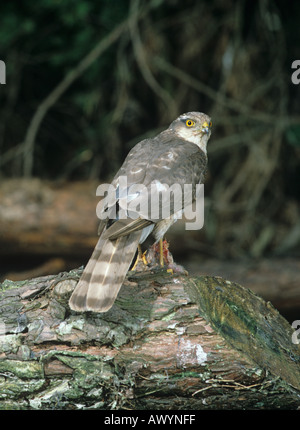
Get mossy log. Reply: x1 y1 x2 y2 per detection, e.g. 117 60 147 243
0 266 300 410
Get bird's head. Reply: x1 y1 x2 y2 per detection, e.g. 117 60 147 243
169 112 212 153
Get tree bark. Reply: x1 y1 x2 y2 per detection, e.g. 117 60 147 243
0 266 299 410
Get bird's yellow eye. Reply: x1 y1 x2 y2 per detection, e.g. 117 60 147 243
209 121 212 128
186 119 195 127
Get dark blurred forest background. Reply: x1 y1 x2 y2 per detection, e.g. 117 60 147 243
0 0 300 319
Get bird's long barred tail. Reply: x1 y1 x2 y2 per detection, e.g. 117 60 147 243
69 230 142 312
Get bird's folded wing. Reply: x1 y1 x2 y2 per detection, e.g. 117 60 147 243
102 217 153 241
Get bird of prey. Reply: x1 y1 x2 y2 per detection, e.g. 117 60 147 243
69 112 212 312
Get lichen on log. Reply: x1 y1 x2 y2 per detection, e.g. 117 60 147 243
185 276 300 391
0 267 299 410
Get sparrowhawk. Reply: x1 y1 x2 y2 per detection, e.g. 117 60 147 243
69 112 212 312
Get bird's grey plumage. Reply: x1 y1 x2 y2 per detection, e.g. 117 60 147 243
69 112 212 313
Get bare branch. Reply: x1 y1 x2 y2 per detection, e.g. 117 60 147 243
22 20 128 177
154 56 300 127
129 0 176 117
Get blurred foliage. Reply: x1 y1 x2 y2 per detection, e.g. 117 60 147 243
0 0 300 258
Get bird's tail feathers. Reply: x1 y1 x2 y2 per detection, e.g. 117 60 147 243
69 230 141 312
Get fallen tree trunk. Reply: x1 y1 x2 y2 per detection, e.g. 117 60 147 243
0 179 99 257
0 266 299 410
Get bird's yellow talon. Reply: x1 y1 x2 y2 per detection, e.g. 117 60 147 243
131 245 148 271
142 251 148 265
131 255 139 271
159 238 164 267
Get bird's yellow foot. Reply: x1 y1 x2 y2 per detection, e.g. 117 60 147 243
150 240 188 275
159 238 164 267
131 245 148 271
141 250 148 265
149 239 174 272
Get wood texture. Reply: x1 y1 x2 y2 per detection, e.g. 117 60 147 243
0 266 299 410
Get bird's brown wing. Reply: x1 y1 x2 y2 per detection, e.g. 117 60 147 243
102 218 152 241
107 131 207 223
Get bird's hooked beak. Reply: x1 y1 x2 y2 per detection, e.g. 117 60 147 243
201 121 212 135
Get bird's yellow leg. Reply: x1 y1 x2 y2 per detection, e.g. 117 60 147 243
159 238 164 267
131 245 148 271
141 249 148 265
